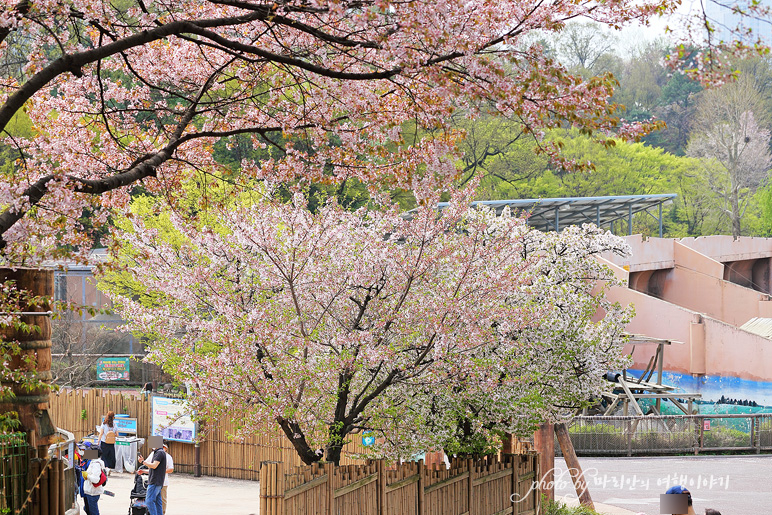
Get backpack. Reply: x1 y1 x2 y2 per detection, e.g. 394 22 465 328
92 467 108 488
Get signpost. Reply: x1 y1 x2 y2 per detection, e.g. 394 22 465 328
96 357 130 381
151 396 197 443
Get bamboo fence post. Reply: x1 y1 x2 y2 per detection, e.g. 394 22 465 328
327 462 335 515
50 458 60 515
377 459 385 515
259 462 267 515
511 455 518 515
39 461 49 515
417 459 424 515
58 459 65 515
30 459 40 515
466 458 474 515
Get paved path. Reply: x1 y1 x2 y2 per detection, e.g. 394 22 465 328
77 471 261 515
556 496 638 515
554 455 772 514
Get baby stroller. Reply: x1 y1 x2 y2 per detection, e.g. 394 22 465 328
128 465 148 515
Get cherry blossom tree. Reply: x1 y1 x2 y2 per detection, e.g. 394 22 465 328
104 183 631 464
0 0 675 264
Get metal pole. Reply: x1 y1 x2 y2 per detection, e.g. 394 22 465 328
628 204 633 235
658 202 663 238
596 205 600 227
195 439 201 477
554 208 560 232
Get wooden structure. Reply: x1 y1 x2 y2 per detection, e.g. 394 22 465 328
260 453 539 515
24 458 67 515
48 388 369 481
554 423 593 510
600 335 701 416
531 423 554 502
0 267 58 451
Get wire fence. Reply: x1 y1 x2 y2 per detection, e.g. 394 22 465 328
559 414 772 456
0 432 29 515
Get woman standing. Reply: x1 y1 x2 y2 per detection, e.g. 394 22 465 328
97 411 117 473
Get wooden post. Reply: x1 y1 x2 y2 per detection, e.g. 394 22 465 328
259 462 268 515
0 268 57 453
30 459 41 515
533 422 554 502
698 419 704 455
327 462 335 515
377 459 385 515
502 433 514 454
467 458 474 515
58 459 65 515
50 458 60 515
554 423 594 510
259 461 284 515
277 460 285 515
510 455 519 515
656 344 664 413
39 461 49 515
417 459 425 515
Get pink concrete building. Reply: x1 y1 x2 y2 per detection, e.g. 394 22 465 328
599 235 772 403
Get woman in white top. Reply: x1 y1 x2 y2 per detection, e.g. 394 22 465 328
97 411 117 471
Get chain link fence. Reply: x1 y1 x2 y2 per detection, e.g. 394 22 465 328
559 414 772 456
0 432 29 515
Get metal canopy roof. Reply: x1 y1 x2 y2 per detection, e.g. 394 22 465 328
434 193 677 236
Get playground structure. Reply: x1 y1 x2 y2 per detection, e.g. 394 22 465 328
598 334 702 417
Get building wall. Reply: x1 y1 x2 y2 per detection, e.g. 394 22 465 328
601 257 772 383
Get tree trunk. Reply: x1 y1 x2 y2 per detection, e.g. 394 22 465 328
325 421 348 466
276 417 321 465
731 191 742 239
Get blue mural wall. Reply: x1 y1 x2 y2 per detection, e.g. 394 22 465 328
626 369 772 412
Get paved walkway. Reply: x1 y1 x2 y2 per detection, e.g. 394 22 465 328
556 496 638 515
554 455 772 514
76 471 261 515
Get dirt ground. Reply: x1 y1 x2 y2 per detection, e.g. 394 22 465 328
75 471 261 515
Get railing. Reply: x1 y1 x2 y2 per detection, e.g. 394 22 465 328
561 414 772 456
0 432 29 515
47 428 78 515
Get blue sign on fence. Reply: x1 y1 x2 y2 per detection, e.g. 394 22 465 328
101 416 138 434
362 432 375 447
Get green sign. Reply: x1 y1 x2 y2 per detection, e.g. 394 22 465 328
96 357 130 381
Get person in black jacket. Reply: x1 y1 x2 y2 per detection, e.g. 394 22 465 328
138 436 166 515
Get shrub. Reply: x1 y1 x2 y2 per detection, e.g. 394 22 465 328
568 423 625 451
543 498 602 515
759 419 772 447
702 426 750 448
632 429 694 451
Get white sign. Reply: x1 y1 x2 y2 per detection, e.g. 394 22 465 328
151 396 197 443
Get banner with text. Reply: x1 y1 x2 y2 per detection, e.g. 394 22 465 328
96 357 130 381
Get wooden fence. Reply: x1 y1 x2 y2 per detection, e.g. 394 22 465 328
261 453 540 515
47 388 369 481
26 458 68 515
